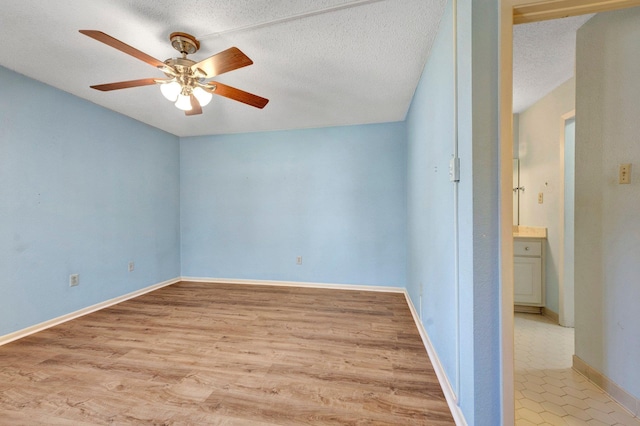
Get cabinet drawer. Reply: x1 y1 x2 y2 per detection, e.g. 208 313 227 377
514 240 541 256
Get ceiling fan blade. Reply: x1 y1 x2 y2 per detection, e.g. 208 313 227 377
207 82 269 109
79 30 165 68
185 95 202 116
90 78 162 91
192 47 253 78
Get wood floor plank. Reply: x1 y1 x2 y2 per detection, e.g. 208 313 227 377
0 282 454 424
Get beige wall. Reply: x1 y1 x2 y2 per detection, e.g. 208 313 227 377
575 6 640 401
517 77 575 315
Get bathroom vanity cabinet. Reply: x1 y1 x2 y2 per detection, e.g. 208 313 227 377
513 227 546 309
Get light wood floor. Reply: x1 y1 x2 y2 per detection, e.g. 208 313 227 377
0 282 454 425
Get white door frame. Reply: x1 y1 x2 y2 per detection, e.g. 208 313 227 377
559 110 576 327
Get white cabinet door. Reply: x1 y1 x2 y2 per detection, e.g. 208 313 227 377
514 256 542 305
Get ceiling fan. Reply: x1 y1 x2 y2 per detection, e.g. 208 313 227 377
79 30 269 116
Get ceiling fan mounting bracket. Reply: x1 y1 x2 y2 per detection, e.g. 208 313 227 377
169 32 200 55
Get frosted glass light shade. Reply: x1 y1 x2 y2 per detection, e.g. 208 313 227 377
160 81 181 102
175 93 192 111
193 87 212 107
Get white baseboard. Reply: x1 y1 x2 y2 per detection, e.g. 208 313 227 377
514 305 542 314
573 355 640 418
403 292 468 426
185 277 467 425
541 307 559 324
180 276 406 293
0 277 180 347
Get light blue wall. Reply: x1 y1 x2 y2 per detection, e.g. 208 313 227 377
406 0 457 398
406 1 502 424
0 65 181 336
180 123 407 286
462 0 501 423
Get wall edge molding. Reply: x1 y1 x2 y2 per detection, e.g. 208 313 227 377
180 276 405 293
402 292 468 426
0 277 181 347
573 355 640 418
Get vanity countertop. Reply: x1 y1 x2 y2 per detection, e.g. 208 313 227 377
513 226 547 239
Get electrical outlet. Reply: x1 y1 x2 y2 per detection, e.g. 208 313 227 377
69 274 79 287
296 256 302 265
538 192 544 204
128 261 135 272
619 163 631 184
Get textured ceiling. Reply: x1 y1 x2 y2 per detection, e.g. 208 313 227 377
0 1 593 135
513 14 594 113
0 0 447 137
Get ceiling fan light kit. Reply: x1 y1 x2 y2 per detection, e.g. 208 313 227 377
192 87 212 106
159 80 181 102
155 55 214 111
79 30 269 116
175 93 194 111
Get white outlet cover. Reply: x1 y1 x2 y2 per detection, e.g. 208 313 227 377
69 274 79 287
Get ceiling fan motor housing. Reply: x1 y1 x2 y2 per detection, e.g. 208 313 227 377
162 57 204 95
169 32 200 55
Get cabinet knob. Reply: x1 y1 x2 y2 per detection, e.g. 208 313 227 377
525 246 530 251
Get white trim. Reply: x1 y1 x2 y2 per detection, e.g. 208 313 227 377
180 276 405 293
403 292 468 426
0 277 180 347
500 3 517 424
573 355 640 417
558 109 576 327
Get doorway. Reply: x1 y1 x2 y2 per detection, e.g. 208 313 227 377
500 1 640 423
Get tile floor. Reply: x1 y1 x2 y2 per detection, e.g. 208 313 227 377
515 313 640 425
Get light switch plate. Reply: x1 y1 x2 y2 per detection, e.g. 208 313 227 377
69 274 79 287
619 163 631 184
